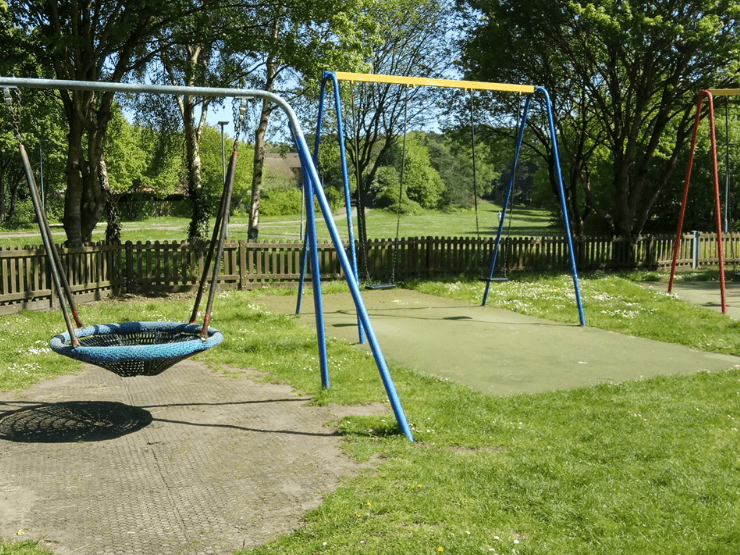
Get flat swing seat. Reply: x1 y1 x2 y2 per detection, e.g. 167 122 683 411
365 283 397 290
479 276 509 282
50 321 224 378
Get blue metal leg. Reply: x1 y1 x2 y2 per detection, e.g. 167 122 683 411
537 86 586 327
301 162 330 389
294 132 414 442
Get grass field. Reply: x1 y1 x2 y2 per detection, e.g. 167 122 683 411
1 271 739 554
0 203 560 248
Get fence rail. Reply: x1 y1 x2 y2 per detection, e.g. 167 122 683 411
0 233 737 316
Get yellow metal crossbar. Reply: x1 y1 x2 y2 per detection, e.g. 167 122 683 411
332 72 535 94
708 89 740 97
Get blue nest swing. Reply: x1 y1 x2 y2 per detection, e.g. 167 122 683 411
14 109 239 377
50 322 225 377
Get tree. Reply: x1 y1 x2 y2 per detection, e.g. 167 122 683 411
242 0 375 241
198 123 253 212
140 1 268 241
344 0 455 252
424 131 500 209
459 0 740 239
0 26 66 227
8 0 204 245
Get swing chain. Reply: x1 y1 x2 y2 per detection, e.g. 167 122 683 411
349 81 373 285
3 87 22 141
231 97 249 147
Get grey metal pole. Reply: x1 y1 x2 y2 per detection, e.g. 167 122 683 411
217 121 228 184
0 75 415 440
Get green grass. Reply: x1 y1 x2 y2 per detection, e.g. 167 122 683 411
0 540 54 554
0 204 560 248
2 273 740 554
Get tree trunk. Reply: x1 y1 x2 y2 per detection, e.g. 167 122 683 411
182 95 208 242
249 100 272 242
248 37 279 243
61 91 115 246
0 170 6 223
164 44 211 243
7 179 19 224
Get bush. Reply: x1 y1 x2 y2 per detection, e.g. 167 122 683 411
375 185 424 215
260 188 304 216
259 184 344 218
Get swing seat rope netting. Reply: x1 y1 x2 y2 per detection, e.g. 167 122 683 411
50 322 224 377
6 87 244 377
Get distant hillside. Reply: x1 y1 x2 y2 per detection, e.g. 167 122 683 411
263 152 301 188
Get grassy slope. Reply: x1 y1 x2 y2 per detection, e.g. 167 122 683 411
0 204 559 247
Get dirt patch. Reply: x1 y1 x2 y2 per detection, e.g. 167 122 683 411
0 360 388 555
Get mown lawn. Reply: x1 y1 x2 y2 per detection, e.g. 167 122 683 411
0 203 559 247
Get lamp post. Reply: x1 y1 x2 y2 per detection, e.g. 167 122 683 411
217 121 229 184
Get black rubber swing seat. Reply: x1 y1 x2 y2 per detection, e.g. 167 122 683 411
50 321 224 378
365 283 397 290
479 277 509 282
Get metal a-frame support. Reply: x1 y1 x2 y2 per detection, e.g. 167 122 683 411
478 88 586 326
669 89 728 314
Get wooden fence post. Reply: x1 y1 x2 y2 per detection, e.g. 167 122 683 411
125 241 134 294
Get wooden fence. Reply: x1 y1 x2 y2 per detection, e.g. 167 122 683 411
1 232 738 315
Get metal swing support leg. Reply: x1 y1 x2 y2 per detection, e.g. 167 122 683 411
293 128 414 442
295 171 310 317
296 71 365 344
669 91 727 314
190 147 238 329
19 143 83 345
481 87 586 327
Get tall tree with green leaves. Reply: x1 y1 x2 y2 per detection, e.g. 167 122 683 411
240 0 374 241
7 0 206 245
344 0 455 254
459 0 740 239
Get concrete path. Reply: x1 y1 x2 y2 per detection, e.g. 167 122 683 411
0 360 384 555
259 289 740 396
649 279 740 320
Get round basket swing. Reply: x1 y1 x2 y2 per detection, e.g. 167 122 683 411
5 87 247 377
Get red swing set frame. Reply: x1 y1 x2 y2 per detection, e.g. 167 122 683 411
669 89 739 315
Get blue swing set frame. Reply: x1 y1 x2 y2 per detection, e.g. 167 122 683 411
300 71 586 328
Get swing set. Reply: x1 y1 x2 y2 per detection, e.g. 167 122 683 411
0 75 415 441
300 71 586 327
669 88 740 315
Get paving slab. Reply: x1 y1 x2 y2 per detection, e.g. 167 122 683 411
258 289 740 396
0 360 385 555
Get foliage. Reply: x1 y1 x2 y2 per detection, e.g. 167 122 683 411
459 0 740 239
259 187 304 217
8 0 203 246
198 124 254 212
105 105 182 199
344 0 455 246
0 57 66 226
398 133 446 209
647 106 740 234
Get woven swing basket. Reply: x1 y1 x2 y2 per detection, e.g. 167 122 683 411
50 321 224 378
